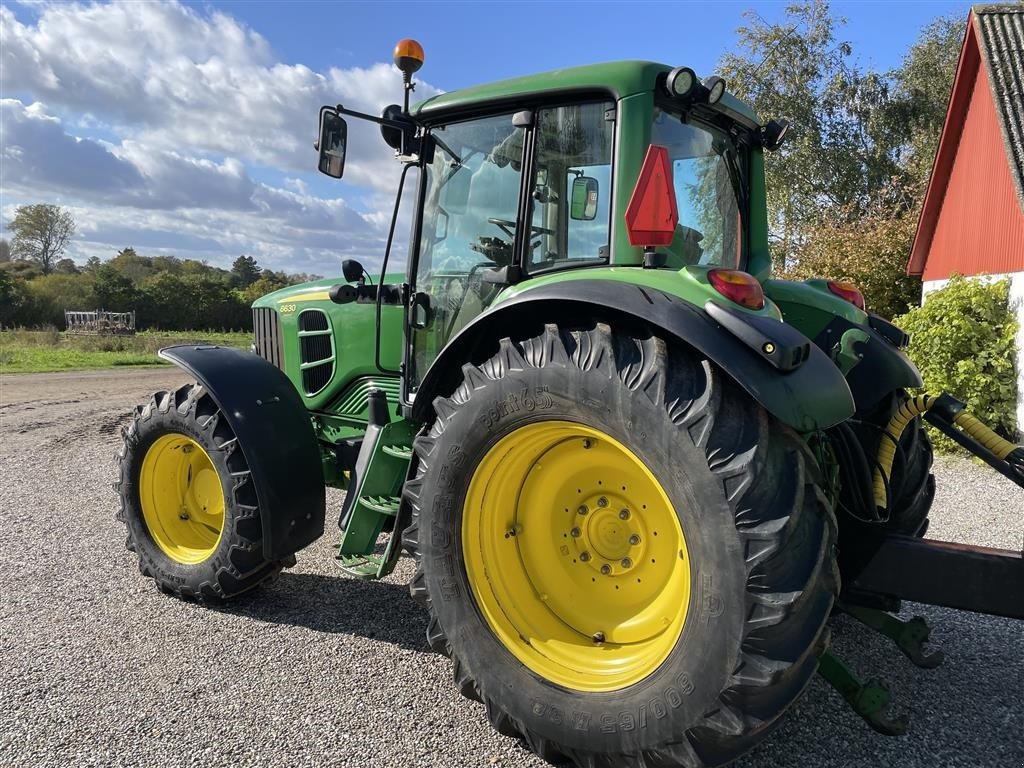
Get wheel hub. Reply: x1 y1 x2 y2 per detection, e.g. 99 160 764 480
576 498 645 574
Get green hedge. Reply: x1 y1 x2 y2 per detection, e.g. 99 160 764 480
894 275 1019 452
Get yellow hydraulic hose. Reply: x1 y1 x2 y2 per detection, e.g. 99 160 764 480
873 395 1020 509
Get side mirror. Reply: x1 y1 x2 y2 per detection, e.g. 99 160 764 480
318 110 348 178
342 258 365 283
570 175 599 221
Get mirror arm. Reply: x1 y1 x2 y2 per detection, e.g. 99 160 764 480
327 103 419 131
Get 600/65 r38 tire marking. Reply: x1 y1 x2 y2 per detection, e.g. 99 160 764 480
402 321 838 768
115 383 284 601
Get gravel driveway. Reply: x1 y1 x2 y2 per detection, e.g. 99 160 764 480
1 368 1021 768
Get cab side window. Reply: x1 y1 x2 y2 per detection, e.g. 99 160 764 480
527 101 615 272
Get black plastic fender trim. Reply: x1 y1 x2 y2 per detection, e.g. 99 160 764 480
159 345 326 560
813 316 922 413
412 280 855 432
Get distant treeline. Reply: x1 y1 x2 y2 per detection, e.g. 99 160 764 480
0 248 321 332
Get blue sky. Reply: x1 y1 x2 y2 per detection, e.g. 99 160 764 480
1 0 971 277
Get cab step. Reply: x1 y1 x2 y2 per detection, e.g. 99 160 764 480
381 444 413 459
337 553 385 580
357 494 401 516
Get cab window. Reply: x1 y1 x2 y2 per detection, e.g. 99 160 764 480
651 108 743 269
527 101 615 272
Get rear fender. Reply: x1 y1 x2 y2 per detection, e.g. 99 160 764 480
412 280 855 432
159 345 326 560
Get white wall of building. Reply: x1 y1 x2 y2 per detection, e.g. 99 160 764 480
922 273 1024 438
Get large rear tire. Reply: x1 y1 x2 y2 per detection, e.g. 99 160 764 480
845 392 935 535
115 383 284 600
402 322 838 767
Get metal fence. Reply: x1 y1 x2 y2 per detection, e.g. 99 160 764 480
64 310 136 335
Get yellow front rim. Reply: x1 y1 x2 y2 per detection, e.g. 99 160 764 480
462 421 690 692
139 434 226 565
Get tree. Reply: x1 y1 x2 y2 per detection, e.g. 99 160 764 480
0 271 35 327
54 258 80 274
109 246 156 282
92 264 138 311
714 0 963 314
26 273 96 327
234 274 290 305
0 238 10 262
782 200 921 319
231 255 262 288
888 13 964 194
8 204 76 275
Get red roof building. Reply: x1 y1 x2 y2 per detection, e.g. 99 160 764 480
908 5 1024 434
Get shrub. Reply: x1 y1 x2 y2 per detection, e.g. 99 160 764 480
894 275 1020 451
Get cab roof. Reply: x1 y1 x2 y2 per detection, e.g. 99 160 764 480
411 60 762 127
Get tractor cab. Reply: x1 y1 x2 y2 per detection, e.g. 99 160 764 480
315 44 780 397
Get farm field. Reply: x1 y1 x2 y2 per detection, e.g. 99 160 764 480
0 367 1021 768
0 329 251 374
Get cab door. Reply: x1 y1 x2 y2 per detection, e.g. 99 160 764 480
403 100 616 403
404 111 528 398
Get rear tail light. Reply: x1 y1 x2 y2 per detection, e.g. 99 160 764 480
827 280 866 311
708 269 765 310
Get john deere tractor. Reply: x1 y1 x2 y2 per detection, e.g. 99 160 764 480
115 40 1024 767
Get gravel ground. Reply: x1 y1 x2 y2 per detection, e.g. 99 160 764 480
0 368 1021 768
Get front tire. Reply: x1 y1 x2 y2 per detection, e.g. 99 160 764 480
115 383 283 600
402 322 838 767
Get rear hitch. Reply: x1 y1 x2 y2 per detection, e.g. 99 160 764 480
817 650 910 736
838 602 944 669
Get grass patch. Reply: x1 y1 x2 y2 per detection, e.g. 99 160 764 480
0 328 251 374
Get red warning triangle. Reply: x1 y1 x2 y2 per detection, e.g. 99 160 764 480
624 145 678 247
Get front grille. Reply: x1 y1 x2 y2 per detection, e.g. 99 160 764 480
299 311 329 332
298 309 335 396
252 307 283 369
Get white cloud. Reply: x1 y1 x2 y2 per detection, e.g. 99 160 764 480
0 1 441 275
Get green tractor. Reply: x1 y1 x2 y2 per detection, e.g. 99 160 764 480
115 40 1024 767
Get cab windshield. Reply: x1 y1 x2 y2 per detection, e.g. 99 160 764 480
651 107 744 269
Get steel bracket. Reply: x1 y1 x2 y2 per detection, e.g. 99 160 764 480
817 650 909 736
838 602 944 669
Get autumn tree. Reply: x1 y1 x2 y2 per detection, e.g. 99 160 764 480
8 204 76 275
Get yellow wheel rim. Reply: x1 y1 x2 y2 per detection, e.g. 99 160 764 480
462 421 690 692
139 434 226 565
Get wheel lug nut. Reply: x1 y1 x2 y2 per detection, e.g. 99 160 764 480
629 534 641 545
600 564 612 575
577 505 588 516
597 497 608 508
582 439 593 449
619 509 630 520
570 527 581 538
592 631 605 644
621 558 632 568
579 551 591 562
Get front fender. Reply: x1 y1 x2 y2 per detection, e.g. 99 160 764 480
159 345 326 560
413 280 855 432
